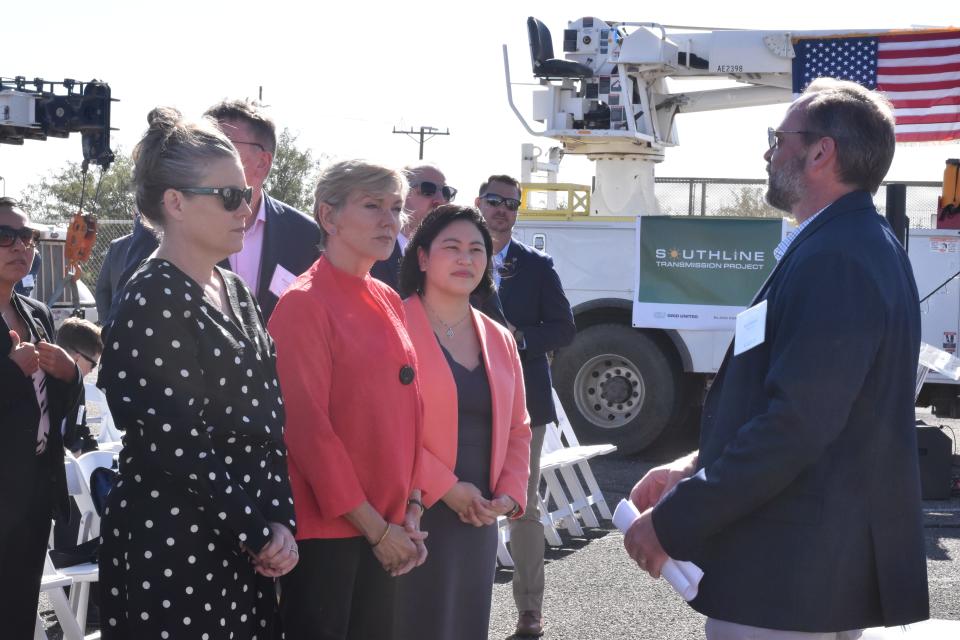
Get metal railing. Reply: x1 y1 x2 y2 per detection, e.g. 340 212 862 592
77 180 946 297
522 177 944 229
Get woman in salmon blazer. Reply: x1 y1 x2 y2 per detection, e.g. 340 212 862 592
394 205 531 639
270 160 427 640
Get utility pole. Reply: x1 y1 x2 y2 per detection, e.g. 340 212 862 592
392 125 450 160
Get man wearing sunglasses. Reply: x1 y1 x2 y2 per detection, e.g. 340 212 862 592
106 99 321 323
371 162 456 291
476 174 575 638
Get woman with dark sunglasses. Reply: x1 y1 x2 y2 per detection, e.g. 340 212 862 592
97 107 298 639
0 197 85 638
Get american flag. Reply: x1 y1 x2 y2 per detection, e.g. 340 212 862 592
792 30 960 142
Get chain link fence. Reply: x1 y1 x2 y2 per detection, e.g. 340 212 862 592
654 177 943 229
78 180 944 290
81 218 136 289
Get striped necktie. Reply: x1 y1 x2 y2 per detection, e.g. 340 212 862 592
31 326 51 455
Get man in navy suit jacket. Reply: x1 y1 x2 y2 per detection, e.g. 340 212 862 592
625 79 928 638
106 100 321 323
477 174 575 637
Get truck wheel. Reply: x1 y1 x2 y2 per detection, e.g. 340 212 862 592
552 324 678 454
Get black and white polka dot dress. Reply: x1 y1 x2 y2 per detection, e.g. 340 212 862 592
98 259 297 640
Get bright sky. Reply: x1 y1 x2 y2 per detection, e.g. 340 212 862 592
1 1 957 206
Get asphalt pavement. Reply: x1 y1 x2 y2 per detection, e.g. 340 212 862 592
487 409 960 639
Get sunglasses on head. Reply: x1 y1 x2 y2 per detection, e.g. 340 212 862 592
176 186 253 211
0 225 41 248
480 193 521 212
414 181 457 202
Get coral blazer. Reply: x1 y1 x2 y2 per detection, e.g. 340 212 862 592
404 295 532 514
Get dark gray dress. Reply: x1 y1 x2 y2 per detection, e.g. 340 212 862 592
394 346 499 640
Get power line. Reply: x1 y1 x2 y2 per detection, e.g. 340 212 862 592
392 125 450 160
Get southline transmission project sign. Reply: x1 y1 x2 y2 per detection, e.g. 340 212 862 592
633 217 792 330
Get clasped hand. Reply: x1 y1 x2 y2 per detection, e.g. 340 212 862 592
8 330 77 382
373 520 428 578
442 481 515 527
242 522 298 578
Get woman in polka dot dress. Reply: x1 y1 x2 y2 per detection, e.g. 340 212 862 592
98 107 298 639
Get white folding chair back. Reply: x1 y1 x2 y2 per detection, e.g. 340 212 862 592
64 453 98 542
75 450 116 541
86 382 122 445
59 453 108 634
538 390 617 527
916 363 931 401
35 551 86 640
496 516 514 566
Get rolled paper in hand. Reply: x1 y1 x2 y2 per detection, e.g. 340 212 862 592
614 498 704 602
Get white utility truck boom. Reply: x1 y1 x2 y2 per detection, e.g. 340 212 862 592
504 18 959 452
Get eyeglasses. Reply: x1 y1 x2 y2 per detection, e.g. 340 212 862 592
480 193 521 212
75 350 99 368
232 140 267 153
0 225 41 248
413 181 457 202
767 127 816 150
176 186 253 211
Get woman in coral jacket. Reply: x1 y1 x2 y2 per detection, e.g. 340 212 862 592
270 160 427 640
394 205 532 639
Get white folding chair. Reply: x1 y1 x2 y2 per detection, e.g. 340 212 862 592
85 382 122 446
497 480 565 567
496 516 514 566
550 390 616 521
59 453 105 632
536 390 617 534
538 434 586 537
35 550 86 640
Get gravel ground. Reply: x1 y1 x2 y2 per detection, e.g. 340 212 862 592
38 409 960 639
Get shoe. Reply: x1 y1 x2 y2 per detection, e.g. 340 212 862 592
515 610 543 637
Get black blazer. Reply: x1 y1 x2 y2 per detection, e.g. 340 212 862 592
497 240 575 426
653 191 928 631
109 193 321 323
1 294 83 521
371 239 403 292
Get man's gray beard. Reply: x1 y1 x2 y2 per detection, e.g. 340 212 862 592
765 157 805 213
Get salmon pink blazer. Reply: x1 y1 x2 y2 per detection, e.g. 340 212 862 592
404 295 532 514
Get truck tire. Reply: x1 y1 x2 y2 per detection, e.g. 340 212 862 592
552 324 679 454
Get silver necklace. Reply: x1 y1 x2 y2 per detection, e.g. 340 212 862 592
424 300 470 338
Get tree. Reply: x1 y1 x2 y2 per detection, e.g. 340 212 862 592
264 128 326 213
714 185 783 219
20 152 137 224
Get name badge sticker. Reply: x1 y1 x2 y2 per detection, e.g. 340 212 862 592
269 265 297 298
734 300 767 356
